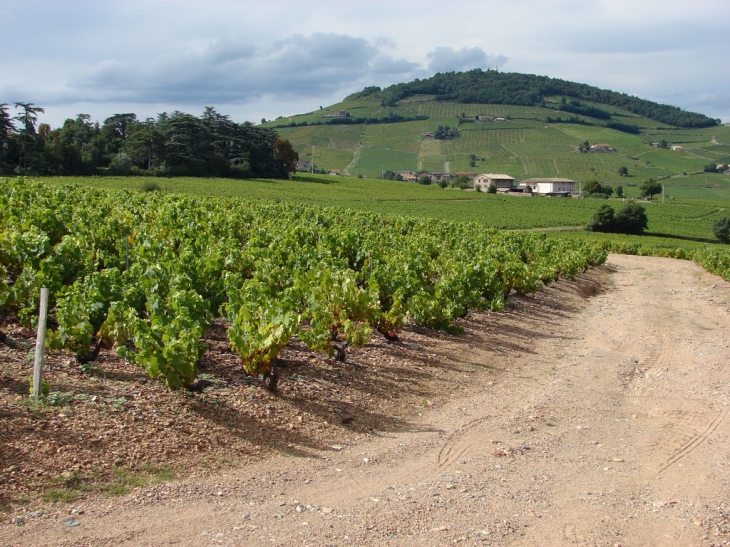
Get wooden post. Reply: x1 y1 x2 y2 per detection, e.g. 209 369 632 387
32 288 49 401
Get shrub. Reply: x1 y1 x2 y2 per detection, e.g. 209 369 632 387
585 204 615 232
109 153 133 176
487 184 497 194
586 203 648 234
140 180 162 193
713 217 730 243
614 203 648 234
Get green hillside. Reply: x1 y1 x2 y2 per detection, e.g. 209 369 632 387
264 71 730 200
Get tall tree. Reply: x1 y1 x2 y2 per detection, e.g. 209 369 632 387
13 102 45 173
0 104 14 173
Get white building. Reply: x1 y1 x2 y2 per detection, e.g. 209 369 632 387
520 178 576 196
473 173 515 192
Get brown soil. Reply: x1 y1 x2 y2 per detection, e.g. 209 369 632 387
2 254 730 546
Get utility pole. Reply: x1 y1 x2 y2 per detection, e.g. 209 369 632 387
662 183 665 204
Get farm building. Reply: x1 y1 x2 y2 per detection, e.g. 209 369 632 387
520 178 576 196
431 172 453 182
473 173 515 192
453 171 477 179
589 144 615 153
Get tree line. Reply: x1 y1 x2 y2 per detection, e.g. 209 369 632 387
0 104 298 179
366 69 719 128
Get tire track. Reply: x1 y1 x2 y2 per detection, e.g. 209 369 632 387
436 416 491 468
657 405 729 473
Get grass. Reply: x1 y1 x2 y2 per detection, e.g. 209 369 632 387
39 464 177 503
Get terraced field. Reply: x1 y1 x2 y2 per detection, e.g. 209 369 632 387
265 95 730 184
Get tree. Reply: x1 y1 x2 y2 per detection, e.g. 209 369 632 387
614 203 648 234
417 174 432 185
585 204 615 232
0 104 14 173
616 185 624 198
578 140 590 153
640 178 662 199
713 217 730 243
109 152 133 175
704 162 718 173
617 166 628 177
487 183 497 194
274 138 299 178
13 102 45 173
451 175 470 189
583 179 613 198
586 202 647 234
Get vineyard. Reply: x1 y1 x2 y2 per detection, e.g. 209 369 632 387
0 177 608 391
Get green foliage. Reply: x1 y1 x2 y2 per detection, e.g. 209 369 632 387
223 278 299 375
140 180 161 192
615 203 649 234
617 166 628 177
586 204 616 232
374 69 717 128
640 178 662 199
606 121 640 134
0 106 294 179
487 183 497 194
28 376 50 396
713 217 730 243
587 203 647 234
451 175 470 189
583 179 613 198
0 177 608 389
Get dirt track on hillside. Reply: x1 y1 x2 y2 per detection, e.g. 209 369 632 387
4 254 730 547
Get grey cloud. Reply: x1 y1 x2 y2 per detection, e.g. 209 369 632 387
68 33 385 104
427 47 508 73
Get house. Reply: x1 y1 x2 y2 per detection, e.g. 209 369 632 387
473 173 515 192
329 169 341 176
520 178 576 196
323 110 350 119
453 171 477 179
589 144 615 153
423 132 435 138
670 145 684 151
400 173 418 182
431 172 453 182
475 115 495 123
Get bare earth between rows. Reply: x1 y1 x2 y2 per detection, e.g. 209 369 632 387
3 254 730 546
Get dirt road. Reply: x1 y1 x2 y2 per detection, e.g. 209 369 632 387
5 254 730 546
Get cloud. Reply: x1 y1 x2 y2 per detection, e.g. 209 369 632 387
63 33 420 105
426 47 508 73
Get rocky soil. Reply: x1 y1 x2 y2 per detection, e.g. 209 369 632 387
2 254 730 546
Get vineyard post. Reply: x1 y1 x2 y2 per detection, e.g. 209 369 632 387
32 288 49 401
125 236 130 270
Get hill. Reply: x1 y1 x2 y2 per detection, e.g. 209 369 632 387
263 70 730 199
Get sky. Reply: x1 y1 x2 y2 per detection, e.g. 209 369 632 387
2 0 729 128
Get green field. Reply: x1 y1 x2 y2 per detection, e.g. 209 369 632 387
263 95 730 185
27 175 730 254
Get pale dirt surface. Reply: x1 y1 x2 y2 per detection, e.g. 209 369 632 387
4 254 730 547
